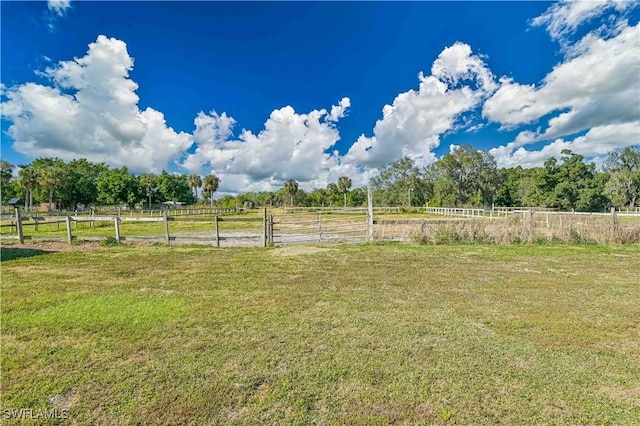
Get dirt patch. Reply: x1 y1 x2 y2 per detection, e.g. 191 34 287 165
600 384 640 406
271 245 329 257
1 240 106 253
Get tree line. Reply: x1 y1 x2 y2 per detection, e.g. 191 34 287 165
1 145 638 212
370 145 639 211
0 158 220 211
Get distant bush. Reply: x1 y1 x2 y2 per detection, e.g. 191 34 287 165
410 231 429 245
433 226 462 245
568 229 596 245
100 236 118 246
533 234 548 245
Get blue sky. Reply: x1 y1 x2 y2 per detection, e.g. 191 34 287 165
2 1 639 193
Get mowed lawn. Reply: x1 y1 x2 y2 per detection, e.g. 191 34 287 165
1 243 639 425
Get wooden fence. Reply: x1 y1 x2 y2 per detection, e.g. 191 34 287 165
0 213 265 247
2 203 638 246
0 207 375 247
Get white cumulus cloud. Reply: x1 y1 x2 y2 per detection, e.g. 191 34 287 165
344 42 496 169
182 98 362 193
1 35 192 173
491 122 640 169
485 4 640 169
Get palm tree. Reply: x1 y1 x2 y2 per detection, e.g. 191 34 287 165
18 165 40 211
40 166 64 212
139 173 157 208
284 179 298 206
188 174 203 200
203 174 220 208
337 176 352 208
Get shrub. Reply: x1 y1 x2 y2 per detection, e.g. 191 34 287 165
410 231 429 245
533 234 548 245
100 236 119 246
568 229 596 245
433 226 462 245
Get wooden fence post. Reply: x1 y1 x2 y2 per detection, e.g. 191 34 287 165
367 186 374 242
529 209 534 237
611 207 617 229
65 216 72 244
164 211 171 244
268 215 274 246
263 208 268 248
318 212 323 243
114 217 121 243
15 208 24 244
214 215 220 247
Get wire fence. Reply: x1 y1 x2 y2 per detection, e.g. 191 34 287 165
378 207 640 244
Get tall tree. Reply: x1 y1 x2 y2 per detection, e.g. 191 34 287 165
31 158 66 211
549 150 603 210
284 179 298 206
97 166 145 208
326 183 339 207
188 174 203 199
1 160 12 187
337 176 352 208
349 187 366 207
155 171 195 204
139 173 157 208
428 145 498 207
308 188 329 207
604 145 640 208
17 165 39 211
202 174 220 208
56 159 107 211
371 157 430 206
1 160 15 205
40 166 64 212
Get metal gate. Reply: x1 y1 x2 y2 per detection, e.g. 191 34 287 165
268 210 370 245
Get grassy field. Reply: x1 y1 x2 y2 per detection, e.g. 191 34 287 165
1 242 639 424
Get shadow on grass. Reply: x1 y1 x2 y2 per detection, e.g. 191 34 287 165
0 247 54 262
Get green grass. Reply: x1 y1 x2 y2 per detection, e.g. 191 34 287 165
1 243 639 424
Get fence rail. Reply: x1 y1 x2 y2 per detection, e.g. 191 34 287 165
2 204 639 246
268 210 371 245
